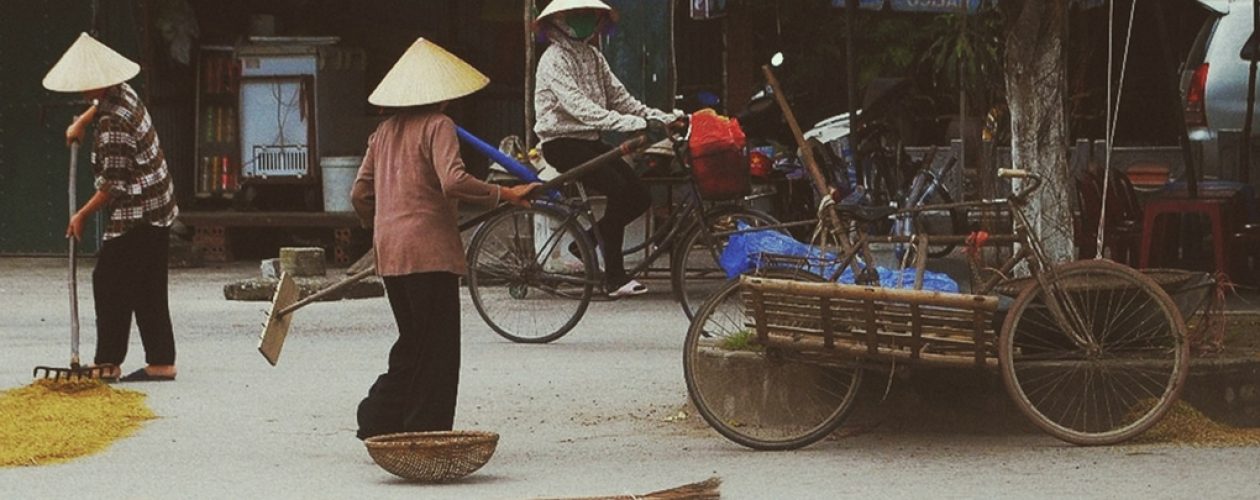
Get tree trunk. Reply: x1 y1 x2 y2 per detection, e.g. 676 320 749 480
1003 1 1075 265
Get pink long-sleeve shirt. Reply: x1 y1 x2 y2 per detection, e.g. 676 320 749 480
351 111 501 276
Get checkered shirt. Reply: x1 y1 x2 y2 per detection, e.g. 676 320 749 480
91 83 178 240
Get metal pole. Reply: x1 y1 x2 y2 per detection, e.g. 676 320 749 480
846 0 861 184
958 0 967 183
1242 0 1260 185
1153 0 1200 196
525 0 536 150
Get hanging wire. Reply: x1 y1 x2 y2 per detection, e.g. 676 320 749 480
1096 0 1138 260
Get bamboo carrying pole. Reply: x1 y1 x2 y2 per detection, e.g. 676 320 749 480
258 129 669 365
762 65 829 197
741 276 1000 311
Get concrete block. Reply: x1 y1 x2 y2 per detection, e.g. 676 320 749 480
260 258 281 280
279 247 326 277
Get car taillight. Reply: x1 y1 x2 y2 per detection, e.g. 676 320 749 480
1186 63 1209 128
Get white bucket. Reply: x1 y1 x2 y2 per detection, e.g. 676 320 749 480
321 156 361 212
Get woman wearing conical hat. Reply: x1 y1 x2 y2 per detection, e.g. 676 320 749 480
350 39 537 439
45 33 179 382
533 0 677 298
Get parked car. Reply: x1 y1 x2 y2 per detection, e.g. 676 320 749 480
1182 0 1260 178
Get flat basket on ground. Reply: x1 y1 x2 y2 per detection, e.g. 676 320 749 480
363 430 498 482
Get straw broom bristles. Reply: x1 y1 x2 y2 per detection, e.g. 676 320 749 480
534 477 721 500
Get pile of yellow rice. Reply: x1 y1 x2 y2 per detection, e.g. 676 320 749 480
1132 401 1260 446
0 379 153 466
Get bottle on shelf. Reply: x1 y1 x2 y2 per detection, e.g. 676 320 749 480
215 105 224 144
210 156 221 194
221 156 235 193
223 107 235 143
204 106 216 144
197 156 210 195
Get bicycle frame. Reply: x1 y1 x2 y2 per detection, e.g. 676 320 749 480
794 170 1099 351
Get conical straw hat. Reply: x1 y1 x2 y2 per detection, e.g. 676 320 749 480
43 32 140 93
368 38 490 107
538 0 611 21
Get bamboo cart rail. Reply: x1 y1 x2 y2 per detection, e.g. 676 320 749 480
742 276 1000 368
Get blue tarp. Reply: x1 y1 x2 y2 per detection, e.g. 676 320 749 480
720 222 960 293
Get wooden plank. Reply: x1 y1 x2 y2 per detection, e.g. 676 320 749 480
179 211 361 228
973 308 986 367
758 299 988 326
258 272 299 366
755 300 995 333
820 296 834 349
759 332 998 369
911 303 923 361
752 287 768 345
758 310 995 342
757 322 993 351
865 297 878 355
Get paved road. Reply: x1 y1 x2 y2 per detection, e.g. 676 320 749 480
2 257 1258 499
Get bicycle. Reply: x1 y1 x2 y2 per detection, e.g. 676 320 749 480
465 120 779 343
810 115 968 260
683 168 1190 449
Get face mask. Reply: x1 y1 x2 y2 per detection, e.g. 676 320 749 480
562 12 599 40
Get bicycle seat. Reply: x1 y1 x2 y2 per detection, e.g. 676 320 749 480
834 203 897 223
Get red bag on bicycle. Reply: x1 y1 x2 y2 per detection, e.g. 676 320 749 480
688 109 750 201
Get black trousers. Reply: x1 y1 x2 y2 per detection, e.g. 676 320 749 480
541 138 651 288
357 272 461 440
92 224 176 366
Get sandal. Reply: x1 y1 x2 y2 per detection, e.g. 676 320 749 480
608 279 648 298
119 368 176 382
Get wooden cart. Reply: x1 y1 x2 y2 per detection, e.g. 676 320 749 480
682 170 1192 449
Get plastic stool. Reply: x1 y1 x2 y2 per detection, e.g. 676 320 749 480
1138 197 1235 276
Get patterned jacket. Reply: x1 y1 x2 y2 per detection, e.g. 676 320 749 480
533 34 672 144
92 83 178 240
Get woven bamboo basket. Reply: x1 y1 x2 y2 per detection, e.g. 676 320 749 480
363 430 498 482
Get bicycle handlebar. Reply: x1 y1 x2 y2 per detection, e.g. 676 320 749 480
998 168 1043 201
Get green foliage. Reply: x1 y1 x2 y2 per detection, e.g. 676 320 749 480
918 9 1006 112
720 329 764 352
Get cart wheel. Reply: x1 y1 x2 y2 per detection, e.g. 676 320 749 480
467 204 595 344
683 273 863 450
998 259 1188 445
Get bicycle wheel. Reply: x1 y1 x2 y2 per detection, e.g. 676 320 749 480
671 207 778 320
467 204 596 343
912 186 965 258
684 274 863 450
998 259 1189 445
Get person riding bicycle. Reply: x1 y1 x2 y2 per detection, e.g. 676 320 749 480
534 0 678 298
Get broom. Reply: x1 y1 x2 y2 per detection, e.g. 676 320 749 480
533 477 721 500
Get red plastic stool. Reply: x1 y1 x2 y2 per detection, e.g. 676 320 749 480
1138 197 1236 276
